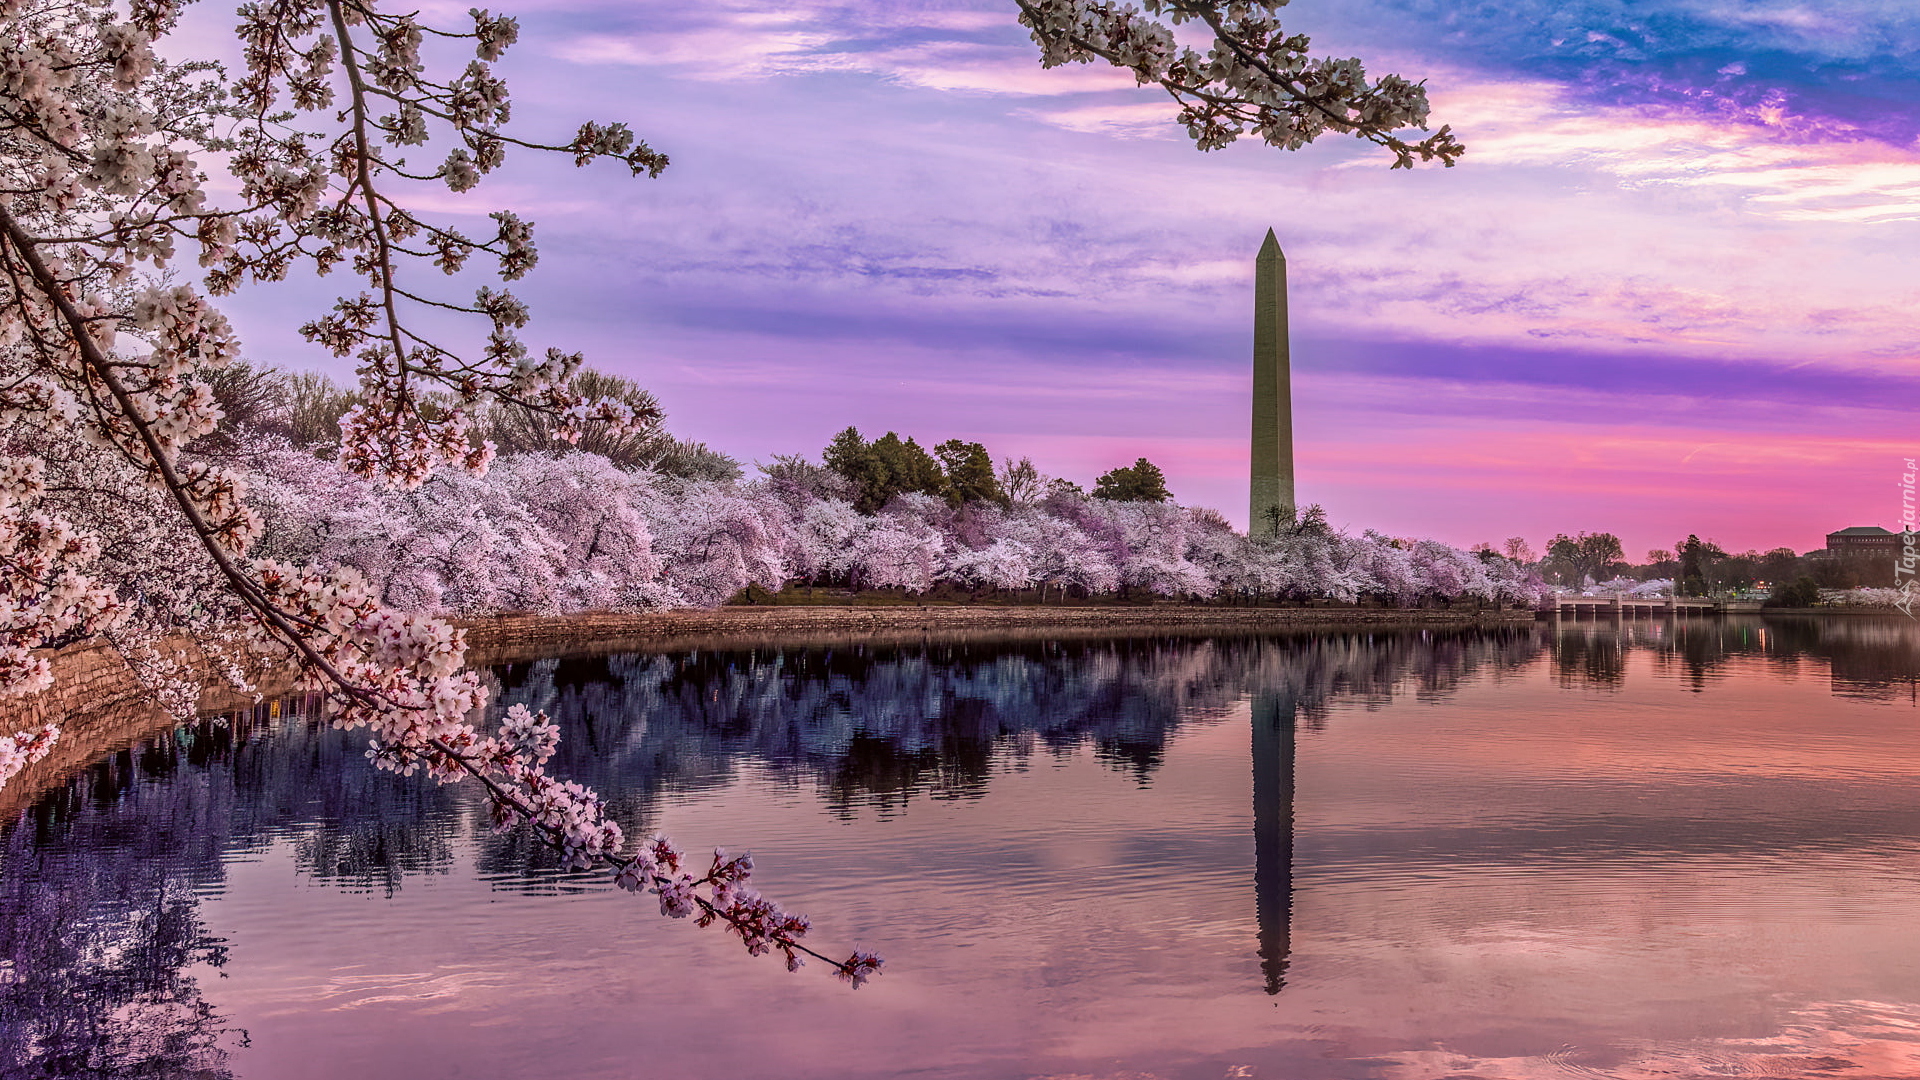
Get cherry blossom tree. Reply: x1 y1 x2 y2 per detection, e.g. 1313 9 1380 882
492 453 663 611
1096 500 1211 597
648 482 789 607
784 496 866 587
245 456 1544 614
946 537 1038 594
1003 508 1122 599
0 0 877 981
853 520 946 594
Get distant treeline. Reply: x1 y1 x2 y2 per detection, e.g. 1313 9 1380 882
1514 530 1895 597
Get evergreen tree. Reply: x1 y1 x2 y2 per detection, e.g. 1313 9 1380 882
1092 458 1172 503
824 428 946 512
1676 534 1728 596
823 427 886 512
870 434 945 502
934 439 1001 505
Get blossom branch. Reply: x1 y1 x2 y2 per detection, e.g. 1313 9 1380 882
1011 0 1463 167
0 0 875 983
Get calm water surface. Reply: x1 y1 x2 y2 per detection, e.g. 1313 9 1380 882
7 617 1920 1079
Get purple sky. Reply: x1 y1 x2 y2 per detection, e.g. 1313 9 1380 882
179 1 1920 558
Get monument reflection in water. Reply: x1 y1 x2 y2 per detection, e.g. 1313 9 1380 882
1253 687 1295 995
3 617 1919 1079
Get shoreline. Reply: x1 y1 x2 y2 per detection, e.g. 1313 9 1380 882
6 602 1905 816
457 604 1536 664
0 604 1526 814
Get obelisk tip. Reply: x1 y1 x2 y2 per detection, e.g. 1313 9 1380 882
1258 228 1284 260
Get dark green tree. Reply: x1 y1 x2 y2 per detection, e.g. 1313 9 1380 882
934 439 1001 505
1641 548 1678 581
1716 549 1763 591
1758 546 1802 586
871 433 945 500
824 428 946 512
1092 458 1171 503
1766 576 1822 608
824 427 884 512
1545 531 1625 585
1676 534 1728 596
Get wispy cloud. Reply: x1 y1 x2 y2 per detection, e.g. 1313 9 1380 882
1429 75 1920 223
550 2 1138 95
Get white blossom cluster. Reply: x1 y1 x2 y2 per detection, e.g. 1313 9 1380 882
1828 587 1911 607
1579 577 1678 598
0 457 120 698
0 720 57 789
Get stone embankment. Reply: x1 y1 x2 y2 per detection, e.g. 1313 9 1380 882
460 604 1538 663
0 636 280 815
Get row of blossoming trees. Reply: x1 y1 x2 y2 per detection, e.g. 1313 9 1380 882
236 421 1549 617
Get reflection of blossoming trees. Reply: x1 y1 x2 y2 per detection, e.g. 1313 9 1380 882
1 625 1540 1074
0 725 243 1078
0 0 1465 979
1556 617 1920 699
490 627 1545 807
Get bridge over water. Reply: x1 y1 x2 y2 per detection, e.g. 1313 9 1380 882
1549 596 1753 617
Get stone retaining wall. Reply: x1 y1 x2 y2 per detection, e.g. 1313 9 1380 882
0 637 283 817
458 604 1538 663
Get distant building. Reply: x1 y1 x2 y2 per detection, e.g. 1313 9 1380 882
1826 526 1898 553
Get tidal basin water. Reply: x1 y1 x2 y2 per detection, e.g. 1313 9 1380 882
8 616 1920 1079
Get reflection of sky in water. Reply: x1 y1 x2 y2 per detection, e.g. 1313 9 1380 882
3 618 1920 1079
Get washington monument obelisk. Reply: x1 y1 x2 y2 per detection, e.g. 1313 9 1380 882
1250 229 1295 537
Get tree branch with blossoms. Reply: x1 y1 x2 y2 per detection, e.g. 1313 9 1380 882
0 0 877 984
1012 0 1463 167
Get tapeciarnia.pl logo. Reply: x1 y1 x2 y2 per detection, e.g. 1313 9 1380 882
1897 458 1918 618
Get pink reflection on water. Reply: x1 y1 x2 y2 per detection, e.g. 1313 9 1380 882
1377 1000 1920 1079
69 624 1920 1078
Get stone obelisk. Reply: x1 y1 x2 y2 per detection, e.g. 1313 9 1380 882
1250 228 1295 537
